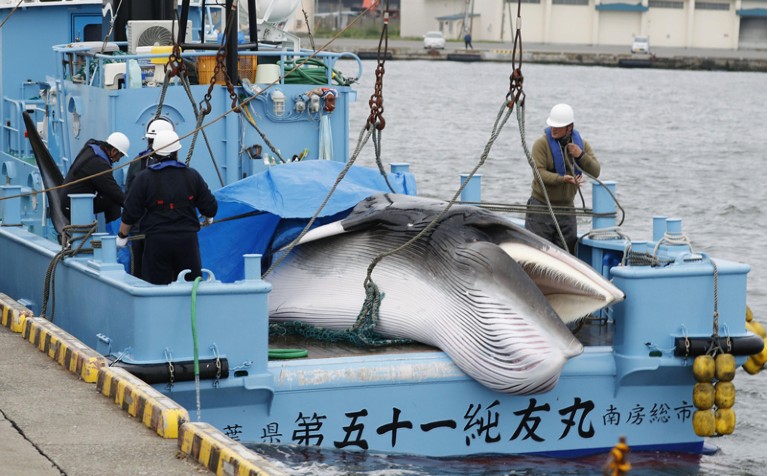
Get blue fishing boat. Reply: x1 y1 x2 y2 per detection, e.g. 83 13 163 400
0 0 764 461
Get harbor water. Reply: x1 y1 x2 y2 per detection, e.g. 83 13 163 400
249 60 767 474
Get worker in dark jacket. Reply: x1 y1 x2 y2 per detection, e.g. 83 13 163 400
59 132 130 222
117 130 217 285
123 118 175 277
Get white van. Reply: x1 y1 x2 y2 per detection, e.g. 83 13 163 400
631 35 650 54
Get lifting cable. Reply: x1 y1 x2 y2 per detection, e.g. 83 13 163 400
502 0 576 252
504 0 625 251
239 100 286 164
262 0 391 278
345 0 523 342
365 0 396 194
99 0 125 54
300 1 316 51
265 0 411 346
152 10 233 186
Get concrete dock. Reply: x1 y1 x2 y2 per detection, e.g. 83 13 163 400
0 298 287 476
0 323 203 476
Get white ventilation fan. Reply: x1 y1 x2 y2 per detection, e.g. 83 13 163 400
126 20 193 54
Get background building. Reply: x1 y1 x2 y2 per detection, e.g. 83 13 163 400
400 0 767 50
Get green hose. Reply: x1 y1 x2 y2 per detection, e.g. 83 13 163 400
193 277 306 365
268 348 308 359
191 277 202 421
282 58 352 86
191 277 202 376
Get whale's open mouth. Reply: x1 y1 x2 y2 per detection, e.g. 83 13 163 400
500 242 625 324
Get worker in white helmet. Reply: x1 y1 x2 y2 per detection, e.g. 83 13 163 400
117 130 217 285
122 117 175 277
524 104 601 254
59 132 130 223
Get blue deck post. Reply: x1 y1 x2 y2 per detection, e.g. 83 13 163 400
666 218 682 235
243 254 262 279
101 235 117 263
92 232 107 261
459 174 481 203
69 193 95 248
591 181 616 230
390 163 409 174
1 185 22 225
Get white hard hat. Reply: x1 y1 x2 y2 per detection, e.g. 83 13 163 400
106 132 130 156
145 118 175 139
546 103 574 128
153 129 182 157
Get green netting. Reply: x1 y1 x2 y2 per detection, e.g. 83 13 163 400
269 284 413 347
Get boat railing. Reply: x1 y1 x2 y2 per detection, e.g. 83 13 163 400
51 42 363 91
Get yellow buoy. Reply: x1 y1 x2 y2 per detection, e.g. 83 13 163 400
746 305 753 322
753 321 766 338
746 320 767 339
693 355 716 382
751 341 767 367
743 356 763 375
715 353 737 382
693 382 715 410
693 409 716 437
714 381 736 408
715 408 736 435
604 436 631 476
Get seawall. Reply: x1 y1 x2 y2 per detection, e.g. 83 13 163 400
316 38 767 72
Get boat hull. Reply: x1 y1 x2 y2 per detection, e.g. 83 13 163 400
164 346 706 457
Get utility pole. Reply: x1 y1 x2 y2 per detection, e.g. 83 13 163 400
501 0 506 40
463 0 470 35
470 0 475 35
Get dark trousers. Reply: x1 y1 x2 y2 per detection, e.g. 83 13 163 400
129 237 144 278
141 232 202 285
524 196 577 254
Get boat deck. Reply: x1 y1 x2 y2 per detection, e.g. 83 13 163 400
268 317 614 361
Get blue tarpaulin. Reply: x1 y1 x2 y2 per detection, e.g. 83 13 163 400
198 161 416 282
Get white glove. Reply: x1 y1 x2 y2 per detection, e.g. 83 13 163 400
116 235 128 248
202 216 214 227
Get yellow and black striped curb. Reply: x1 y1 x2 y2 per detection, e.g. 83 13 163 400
22 316 107 383
0 292 32 333
179 422 287 476
97 366 189 439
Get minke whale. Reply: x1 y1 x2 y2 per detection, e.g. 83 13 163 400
267 193 624 395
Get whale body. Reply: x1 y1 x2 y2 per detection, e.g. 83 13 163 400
267 193 624 395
